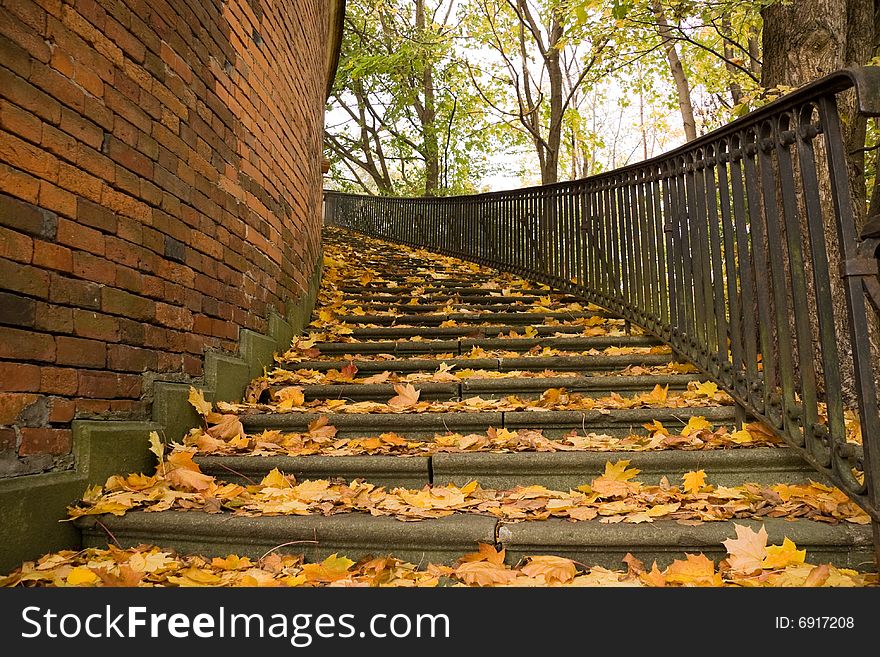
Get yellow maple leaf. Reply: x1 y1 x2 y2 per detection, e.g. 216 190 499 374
260 468 291 489
302 554 354 582
454 560 517 586
601 459 640 481
730 428 753 444
188 387 212 415
682 470 708 494
692 381 719 397
665 553 722 586
521 556 578 584
66 567 99 586
459 543 505 565
683 416 712 435
275 386 305 411
762 538 806 569
645 384 669 403
722 524 768 573
523 326 538 338
388 383 420 409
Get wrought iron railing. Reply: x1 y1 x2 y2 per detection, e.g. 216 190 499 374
325 67 880 554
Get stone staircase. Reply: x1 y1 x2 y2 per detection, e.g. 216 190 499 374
74 228 875 572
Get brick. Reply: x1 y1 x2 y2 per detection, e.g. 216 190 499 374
34 301 73 332
0 291 36 326
0 256 49 297
0 68 60 124
0 326 55 361
0 225 33 262
48 398 75 423
107 344 156 372
72 251 115 284
59 107 103 148
38 180 77 218
40 122 77 159
101 286 154 320
104 135 152 178
49 274 100 308
39 366 78 395
19 427 70 455
0 191 57 239
31 239 71 273
78 370 140 399
0 361 40 391
30 62 85 112
76 196 117 232
0 161 40 203
0 392 39 424
56 217 105 254
0 99 42 141
0 128 59 180
0 33 32 78
55 335 104 367
57 163 103 202
73 309 119 341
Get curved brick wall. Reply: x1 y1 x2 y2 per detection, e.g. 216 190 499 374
0 0 329 476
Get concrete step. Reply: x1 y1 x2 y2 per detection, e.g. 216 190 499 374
195 448 813 490
312 335 661 356
76 512 497 566
283 353 685 374
345 323 623 340
76 511 873 569
241 406 736 438
339 311 616 327
288 374 699 403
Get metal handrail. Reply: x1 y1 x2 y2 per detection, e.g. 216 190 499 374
324 67 880 557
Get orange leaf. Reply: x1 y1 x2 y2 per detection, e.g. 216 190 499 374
388 383 420 409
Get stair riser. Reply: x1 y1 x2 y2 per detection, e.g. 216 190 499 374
77 513 874 570
283 354 684 375
196 449 816 490
241 407 736 439
313 336 661 356
287 375 698 403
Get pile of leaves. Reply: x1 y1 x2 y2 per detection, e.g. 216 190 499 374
2 527 874 587
65 435 870 526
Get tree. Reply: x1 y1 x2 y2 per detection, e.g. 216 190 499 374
761 0 877 403
325 0 490 196
464 0 614 184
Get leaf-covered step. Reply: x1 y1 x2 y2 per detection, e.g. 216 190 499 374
240 406 736 438
283 374 698 403
194 448 812 490
196 455 432 488
339 311 616 327
283 353 685 374
74 512 873 570
431 448 815 490
76 512 498 566
498 517 873 571
311 334 662 356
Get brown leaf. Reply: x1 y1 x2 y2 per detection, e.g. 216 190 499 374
388 383 420 409
521 556 578 584
454 561 517 586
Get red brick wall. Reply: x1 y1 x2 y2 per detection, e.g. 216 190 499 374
0 0 328 477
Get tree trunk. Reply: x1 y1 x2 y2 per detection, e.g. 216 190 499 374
415 0 439 196
543 44 563 185
721 16 744 105
761 0 876 406
651 0 697 141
